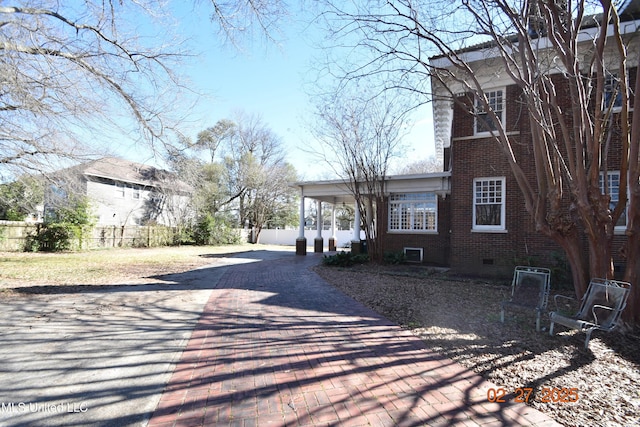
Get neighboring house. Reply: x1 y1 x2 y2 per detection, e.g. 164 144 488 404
44 157 192 226
296 2 640 279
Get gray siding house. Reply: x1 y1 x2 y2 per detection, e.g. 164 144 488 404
46 157 192 226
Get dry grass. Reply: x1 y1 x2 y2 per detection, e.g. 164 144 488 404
314 263 640 427
0 245 265 290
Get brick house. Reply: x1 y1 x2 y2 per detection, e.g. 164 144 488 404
430 4 640 278
442 83 569 277
296 2 640 280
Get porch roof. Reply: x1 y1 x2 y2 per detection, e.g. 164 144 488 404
293 172 451 204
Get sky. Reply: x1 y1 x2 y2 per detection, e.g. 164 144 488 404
121 3 436 181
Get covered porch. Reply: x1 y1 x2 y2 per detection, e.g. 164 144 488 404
293 173 451 256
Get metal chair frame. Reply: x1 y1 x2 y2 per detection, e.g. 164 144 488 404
549 278 631 349
500 266 552 331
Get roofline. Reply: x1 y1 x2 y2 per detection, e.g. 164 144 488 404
83 171 160 188
430 16 640 67
294 171 451 187
293 172 452 204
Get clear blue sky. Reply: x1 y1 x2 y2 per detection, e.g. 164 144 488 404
123 3 435 180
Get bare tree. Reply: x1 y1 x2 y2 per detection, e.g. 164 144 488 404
0 1 189 177
317 0 640 324
194 120 236 163
0 0 290 181
396 156 442 174
310 88 410 262
220 112 295 236
207 0 289 46
244 161 299 242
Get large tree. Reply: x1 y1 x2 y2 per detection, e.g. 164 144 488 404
0 1 186 177
0 0 289 179
0 176 43 220
169 113 299 241
317 0 640 325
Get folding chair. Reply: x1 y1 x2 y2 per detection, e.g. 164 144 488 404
549 278 631 349
500 266 551 331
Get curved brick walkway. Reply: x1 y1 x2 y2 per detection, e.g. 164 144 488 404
147 251 561 427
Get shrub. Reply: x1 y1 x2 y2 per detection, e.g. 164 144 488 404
383 251 407 265
192 214 242 246
322 251 369 267
24 197 94 252
24 223 76 252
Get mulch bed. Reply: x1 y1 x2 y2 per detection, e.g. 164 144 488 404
313 264 640 427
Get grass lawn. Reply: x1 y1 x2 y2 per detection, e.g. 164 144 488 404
0 244 277 286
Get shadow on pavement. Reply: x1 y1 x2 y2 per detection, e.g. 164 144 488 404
0 249 558 426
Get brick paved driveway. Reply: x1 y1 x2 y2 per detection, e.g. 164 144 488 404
148 251 560 427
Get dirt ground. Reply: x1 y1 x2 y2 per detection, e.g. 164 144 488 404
313 264 640 427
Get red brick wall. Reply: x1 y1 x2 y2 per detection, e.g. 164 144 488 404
378 195 451 266
448 75 632 279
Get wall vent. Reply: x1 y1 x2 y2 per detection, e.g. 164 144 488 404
404 247 424 263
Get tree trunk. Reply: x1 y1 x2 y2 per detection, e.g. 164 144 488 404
551 232 590 297
587 232 615 280
623 212 640 325
623 240 640 326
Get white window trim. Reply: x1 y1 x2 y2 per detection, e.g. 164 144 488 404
388 192 438 233
474 88 505 136
472 177 506 232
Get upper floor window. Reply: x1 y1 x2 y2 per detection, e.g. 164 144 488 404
389 192 437 232
115 182 125 198
131 185 141 200
475 89 504 134
604 73 623 111
473 177 506 231
599 171 627 229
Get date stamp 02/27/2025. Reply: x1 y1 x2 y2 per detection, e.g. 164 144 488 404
486 387 579 404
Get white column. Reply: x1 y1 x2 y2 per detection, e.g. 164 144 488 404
298 195 305 239
314 200 324 252
352 201 361 243
296 192 307 255
328 201 337 251
365 198 373 238
316 200 322 239
331 202 336 240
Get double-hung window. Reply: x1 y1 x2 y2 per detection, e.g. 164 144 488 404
388 193 437 232
604 73 623 111
599 171 627 229
473 177 506 231
475 89 504 134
